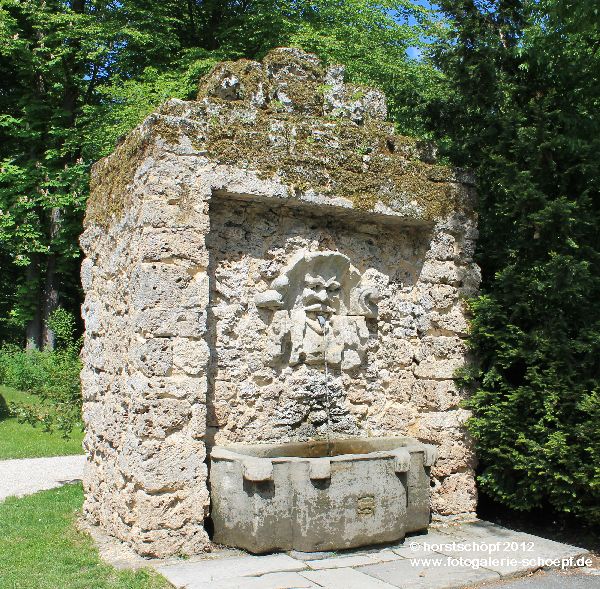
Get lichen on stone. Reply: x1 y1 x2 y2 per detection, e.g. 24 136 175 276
198 58 266 104
179 104 458 220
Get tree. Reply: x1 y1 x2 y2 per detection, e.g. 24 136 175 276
430 0 600 521
0 0 193 348
1 0 98 348
0 0 440 347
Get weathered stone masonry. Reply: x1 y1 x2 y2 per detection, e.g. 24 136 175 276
81 47 481 557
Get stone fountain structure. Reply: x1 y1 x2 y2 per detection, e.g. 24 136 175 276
80 48 480 557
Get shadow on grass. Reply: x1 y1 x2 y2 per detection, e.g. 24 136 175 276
0 392 10 419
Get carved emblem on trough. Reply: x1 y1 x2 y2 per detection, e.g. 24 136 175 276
255 250 379 371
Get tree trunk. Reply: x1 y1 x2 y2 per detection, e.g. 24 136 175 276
42 255 59 349
37 0 85 348
25 255 42 350
41 207 61 349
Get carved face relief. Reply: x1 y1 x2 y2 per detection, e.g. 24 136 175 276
302 274 341 319
256 250 379 371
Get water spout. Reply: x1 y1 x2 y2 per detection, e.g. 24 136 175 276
318 314 333 456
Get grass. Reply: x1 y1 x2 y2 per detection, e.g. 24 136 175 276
0 483 171 589
0 385 84 460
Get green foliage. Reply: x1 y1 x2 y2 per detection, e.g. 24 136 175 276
283 0 444 134
0 0 97 343
83 51 221 160
0 0 440 346
0 310 82 437
0 484 170 588
0 344 46 391
431 0 600 522
46 306 79 351
82 1 442 158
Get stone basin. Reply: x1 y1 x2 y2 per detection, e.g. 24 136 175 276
209 437 437 553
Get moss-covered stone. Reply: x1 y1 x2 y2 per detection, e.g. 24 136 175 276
198 59 266 103
178 104 457 220
86 127 150 228
86 48 473 229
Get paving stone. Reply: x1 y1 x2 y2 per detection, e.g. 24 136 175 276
448 521 528 543
433 546 537 578
157 554 306 587
404 529 465 546
369 549 404 562
433 540 588 578
357 557 500 588
429 521 589 578
392 542 446 559
301 567 399 588
352 544 407 560
505 532 588 561
306 554 380 569
192 571 319 589
151 523 591 589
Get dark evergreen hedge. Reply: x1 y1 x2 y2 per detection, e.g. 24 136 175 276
432 0 600 522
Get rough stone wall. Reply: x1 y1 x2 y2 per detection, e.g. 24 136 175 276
81 47 480 557
81 155 213 557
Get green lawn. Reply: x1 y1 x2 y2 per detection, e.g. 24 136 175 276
0 483 171 589
0 385 84 460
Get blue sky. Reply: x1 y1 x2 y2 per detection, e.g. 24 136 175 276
390 0 440 60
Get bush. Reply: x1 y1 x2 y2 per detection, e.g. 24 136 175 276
433 1 600 525
47 307 79 352
458 294 600 524
0 309 82 437
1 344 52 392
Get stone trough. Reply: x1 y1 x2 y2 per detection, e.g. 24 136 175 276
210 437 437 553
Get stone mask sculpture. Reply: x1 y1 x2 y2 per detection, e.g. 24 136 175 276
256 250 379 371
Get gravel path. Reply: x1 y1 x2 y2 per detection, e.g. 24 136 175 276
0 455 85 501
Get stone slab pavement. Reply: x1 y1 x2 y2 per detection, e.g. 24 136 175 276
484 569 600 589
0 455 85 501
155 521 595 589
